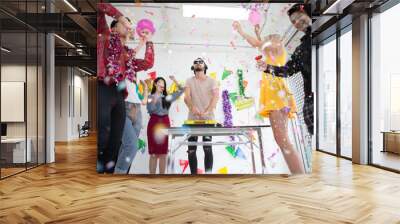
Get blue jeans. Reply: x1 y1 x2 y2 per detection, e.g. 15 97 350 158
114 103 142 174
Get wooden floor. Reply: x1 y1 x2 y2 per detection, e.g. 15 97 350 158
1 136 400 223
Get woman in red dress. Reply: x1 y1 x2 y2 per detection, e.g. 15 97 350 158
147 76 184 174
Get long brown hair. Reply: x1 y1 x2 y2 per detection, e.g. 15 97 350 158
151 77 171 109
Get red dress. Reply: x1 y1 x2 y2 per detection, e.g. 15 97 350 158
147 115 171 155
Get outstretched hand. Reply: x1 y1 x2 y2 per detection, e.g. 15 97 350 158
232 21 243 33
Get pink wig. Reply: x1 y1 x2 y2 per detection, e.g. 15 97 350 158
136 19 155 36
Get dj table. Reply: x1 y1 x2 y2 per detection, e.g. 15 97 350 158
165 125 270 174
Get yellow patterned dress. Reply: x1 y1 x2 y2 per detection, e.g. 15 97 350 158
258 50 297 118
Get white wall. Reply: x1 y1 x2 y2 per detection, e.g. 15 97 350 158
55 67 89 141
126 40 309 174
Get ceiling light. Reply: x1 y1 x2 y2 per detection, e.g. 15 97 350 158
323 0 355 14
54 34 75 48
182 5 248 20
63 0 78 12
1 47 11 53
78 67 93 76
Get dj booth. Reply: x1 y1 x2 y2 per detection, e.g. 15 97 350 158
165 119 311 174
165 124 269 174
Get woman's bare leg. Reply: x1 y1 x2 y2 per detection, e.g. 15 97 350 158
269 110 305 174
149 154 158 174
159 155 167 174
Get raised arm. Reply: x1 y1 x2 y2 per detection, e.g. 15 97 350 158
97 3 123 36
133 41 154 72
233 21 262 48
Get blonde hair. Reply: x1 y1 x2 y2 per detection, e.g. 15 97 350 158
259 34 284 57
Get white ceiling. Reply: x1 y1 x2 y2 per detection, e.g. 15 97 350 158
109 3 303 53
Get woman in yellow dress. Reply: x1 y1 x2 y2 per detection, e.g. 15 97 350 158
233 21 305 174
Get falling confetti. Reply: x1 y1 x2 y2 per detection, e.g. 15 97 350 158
225 146 236 157
145 10 154 16
235 147 246 160
117 80 127 92
148 71 156 80
180 160 189 173
218 167 228 174
222 70 232 80
197 168 204 174
248 9 262 26
138 138 146 151
106 161 115 170
209 72 217 79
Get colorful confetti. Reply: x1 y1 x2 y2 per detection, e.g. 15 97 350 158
218 166 228 174
225 146 236 157
235 147 246 160
179 159 189 173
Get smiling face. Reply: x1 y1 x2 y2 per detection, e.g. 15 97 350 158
155 79 165 93
193 59 205 72
289 11 311 32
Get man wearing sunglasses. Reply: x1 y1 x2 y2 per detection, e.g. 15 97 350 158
184 58 219 174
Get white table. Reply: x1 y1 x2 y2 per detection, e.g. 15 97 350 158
1 138 31 163
165 125 269 174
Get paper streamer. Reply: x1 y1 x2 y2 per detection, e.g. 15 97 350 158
179 160 189 173
237 69 245 96
222 90 233 128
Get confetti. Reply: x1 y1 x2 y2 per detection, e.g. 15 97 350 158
137 138 146 151
235 147 246 160
218 166 228 174
148 71 156 80
225 146 236 157
222 70 232 80
248 9 261 26
209 72 217 79
179 160 189 173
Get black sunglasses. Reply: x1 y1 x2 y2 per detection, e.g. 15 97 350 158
193 60 204 65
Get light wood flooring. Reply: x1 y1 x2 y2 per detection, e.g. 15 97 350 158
0 135 400 223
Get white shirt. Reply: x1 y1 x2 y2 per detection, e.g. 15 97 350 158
125 78 142 104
